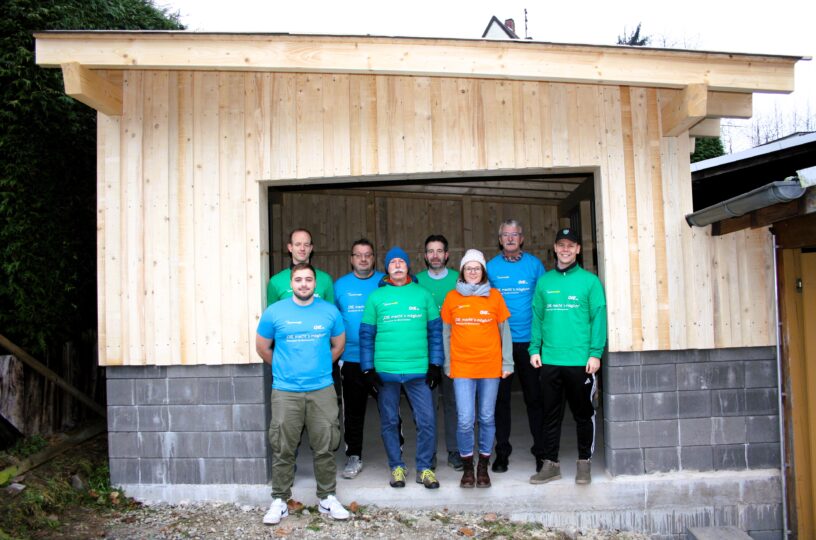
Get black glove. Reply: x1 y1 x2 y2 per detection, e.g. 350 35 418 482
425 364 442 390
364 369 383 397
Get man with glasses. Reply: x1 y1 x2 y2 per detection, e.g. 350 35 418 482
486 219 546 474
267 228 334 306
333 239 385 479
416 234 462 471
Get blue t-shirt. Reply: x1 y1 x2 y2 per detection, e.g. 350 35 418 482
256 297 345 392
334 271 385 363
486 252 545 342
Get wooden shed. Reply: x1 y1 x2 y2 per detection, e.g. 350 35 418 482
35 31 803 536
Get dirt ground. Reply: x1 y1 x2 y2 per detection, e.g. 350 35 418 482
1 434 649 540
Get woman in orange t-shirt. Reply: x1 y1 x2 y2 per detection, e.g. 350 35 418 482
441 249 513 488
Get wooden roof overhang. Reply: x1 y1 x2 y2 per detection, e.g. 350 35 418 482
34 32 805 205
35 31 804 139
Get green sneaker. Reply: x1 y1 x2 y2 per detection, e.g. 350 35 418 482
417 468 440 489
390 466 407 488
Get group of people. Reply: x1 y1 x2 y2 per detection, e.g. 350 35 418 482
255 219 607 525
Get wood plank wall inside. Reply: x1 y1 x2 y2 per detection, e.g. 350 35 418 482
273 189 565 280
95 70 776 366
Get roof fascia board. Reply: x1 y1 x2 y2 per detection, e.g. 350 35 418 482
34 32 800 93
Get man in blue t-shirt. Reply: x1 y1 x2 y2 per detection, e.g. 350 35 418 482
256 263 348 526
486 218 546 474
333 238 385 479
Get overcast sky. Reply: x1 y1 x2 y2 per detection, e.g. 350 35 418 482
158 0 815 152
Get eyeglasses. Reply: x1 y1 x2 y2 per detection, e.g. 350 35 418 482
463 266 482 273
500 232 520 238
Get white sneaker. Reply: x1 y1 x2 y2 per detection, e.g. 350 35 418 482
262 498 288 525
343 455 363 479
318 494 350 520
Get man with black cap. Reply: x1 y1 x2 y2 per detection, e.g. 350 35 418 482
359 246 444 489
528 228 607 485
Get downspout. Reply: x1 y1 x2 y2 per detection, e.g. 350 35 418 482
772 233 790 538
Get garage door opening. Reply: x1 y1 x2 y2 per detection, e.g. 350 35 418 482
264 168 605 476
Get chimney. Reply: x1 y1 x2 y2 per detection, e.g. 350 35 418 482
504 19 515 33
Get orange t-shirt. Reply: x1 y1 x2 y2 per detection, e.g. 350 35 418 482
441 288 511 379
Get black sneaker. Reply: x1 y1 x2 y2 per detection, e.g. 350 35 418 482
491 453 509 473
535 457 545 472
447 451 464 471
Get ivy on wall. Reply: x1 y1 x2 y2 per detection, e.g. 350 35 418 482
0 1 183 354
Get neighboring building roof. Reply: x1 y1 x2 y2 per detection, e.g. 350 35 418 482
481 15 519 39
691 131 816 210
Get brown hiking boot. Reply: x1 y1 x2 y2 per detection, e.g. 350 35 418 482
575 459 591 484
476 454 491 488
459 455 475 488
529 459 561 484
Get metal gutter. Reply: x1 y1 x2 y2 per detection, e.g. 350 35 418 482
685 180 806 227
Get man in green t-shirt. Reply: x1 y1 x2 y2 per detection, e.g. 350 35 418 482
416 234 461 471
528 228 607 486
267 228 334 306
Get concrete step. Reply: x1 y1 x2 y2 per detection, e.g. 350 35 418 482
687 526 752 540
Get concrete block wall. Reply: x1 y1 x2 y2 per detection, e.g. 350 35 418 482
603 346 780 477
106 364 270 486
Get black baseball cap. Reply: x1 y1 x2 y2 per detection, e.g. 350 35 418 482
555 228 580 244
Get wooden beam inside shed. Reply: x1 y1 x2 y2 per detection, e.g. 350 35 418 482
60 62 122 116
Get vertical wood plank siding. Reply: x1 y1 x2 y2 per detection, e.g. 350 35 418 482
96 72 775 365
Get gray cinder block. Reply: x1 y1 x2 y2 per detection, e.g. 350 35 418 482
644 447 679 473
712 417 747 445
167 378 200 404
641 364 677 392
746 443 781 469
108 406 139 432
137 405 170 432
713 444 747 470
746 416 780 443
168 404 232 431
109 458 140 484
643 392 679 420
106 379 134 405
639 419 679 447
604 419 640 449
200 377 236 404
233 404 267 431
740 503 782 532
606 365 642 394
744 360 777 388
679 418 712 446
680 445 714 471
133 379 168 405
108 432 140 458
744 388 778 415
605 447 644 476
604 393 642 421
234 376 266 404
234 458 269 484
678 390 712 418
711 389 745 417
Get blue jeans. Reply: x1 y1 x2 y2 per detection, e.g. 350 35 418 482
377 377 436 471
453 377 500 457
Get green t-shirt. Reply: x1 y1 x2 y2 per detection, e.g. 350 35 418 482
528 264 607 366
416 268 459 313
362 282 439 374
266 267 334 307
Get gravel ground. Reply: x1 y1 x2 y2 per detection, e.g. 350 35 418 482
94 500 650 540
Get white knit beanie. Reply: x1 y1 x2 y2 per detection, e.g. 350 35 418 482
459 249 487 270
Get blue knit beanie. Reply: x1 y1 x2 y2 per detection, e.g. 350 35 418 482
384 246 410 270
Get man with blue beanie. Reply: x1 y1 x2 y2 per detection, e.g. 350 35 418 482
360 246 444 489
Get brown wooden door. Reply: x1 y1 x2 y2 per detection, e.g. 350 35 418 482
780 248 816 537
